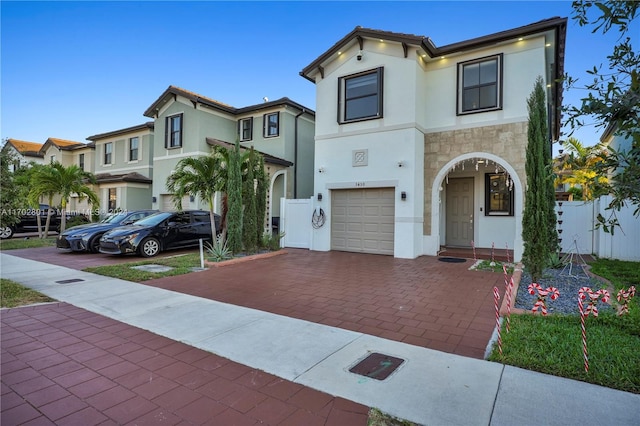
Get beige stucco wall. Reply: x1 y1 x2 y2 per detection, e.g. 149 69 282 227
423 121 527 235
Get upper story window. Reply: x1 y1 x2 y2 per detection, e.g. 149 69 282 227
338 67 384 123
166 114 183 148
79 153 85 171
485 173 513 216
104 142 113 165
458 54 502 114
239 118 253 141
129 137 139 161
263 112 279 138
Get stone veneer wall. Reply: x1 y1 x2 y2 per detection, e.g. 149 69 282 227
423 121 528 235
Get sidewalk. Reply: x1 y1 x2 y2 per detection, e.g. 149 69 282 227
2 253 639 425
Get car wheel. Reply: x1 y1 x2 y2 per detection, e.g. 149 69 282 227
139 237 160 258
0 226 14 239
88 235 102 253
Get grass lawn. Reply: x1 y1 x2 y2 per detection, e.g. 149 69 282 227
1 278 55 308
83 253 204 281
488 258 640 394
0 236 57 250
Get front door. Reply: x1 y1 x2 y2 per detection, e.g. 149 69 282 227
446 178 474 247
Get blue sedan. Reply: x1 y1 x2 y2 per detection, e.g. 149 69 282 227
56 210 158 253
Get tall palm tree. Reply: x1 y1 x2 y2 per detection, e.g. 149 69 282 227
166 155 223 242
30 163 99 235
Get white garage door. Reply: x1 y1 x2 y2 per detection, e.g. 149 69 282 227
331 188 395 255
161 195 190 212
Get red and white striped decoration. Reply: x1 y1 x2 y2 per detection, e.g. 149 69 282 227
502 264 513 332
494 286 502 357
505 242 510 264
616 286 636 316
578 287 611 373
527 283 560 316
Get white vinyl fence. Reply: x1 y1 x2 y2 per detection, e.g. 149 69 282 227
557 196 640 261
280 197 313 249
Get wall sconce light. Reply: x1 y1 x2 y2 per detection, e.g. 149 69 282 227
397 161 404 168
152 196 157 203
190 195 195 202
401 191 407 201
318 167 325 174
317 193 323 201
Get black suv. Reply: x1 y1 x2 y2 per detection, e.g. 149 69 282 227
0 204 89 239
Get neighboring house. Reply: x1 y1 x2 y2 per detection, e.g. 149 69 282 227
300 18 567 260
142 85 315 231
87 123 154 213
2 138 44 170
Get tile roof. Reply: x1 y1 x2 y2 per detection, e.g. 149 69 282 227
205 138 294 167
6 139 44 155
95 172 152 184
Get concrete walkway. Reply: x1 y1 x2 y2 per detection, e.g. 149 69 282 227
1 253 639 425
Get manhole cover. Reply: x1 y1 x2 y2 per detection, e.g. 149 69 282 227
132 265 174 273
349 352 405 380
438 257 466 263
55 278 85 284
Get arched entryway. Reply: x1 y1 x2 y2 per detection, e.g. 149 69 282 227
432 152 523 261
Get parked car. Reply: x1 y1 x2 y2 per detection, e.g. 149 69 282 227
0 204 89 239
99 210 221 257
56 210 158 253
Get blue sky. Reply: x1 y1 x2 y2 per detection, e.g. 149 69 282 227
1 1 631 149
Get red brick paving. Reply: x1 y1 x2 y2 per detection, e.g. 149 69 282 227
1 303 369 425
144 249 505 359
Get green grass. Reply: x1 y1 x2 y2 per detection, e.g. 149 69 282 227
489 258 640 394
471 259 515 274
83 253 204 281
0 237 57 250
1 279 55 308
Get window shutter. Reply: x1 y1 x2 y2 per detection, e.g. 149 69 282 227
165 117 169 148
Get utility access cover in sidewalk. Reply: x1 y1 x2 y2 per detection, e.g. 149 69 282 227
349 352 405 380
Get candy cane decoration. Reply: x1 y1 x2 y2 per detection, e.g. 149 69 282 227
494 286 502 357
471 240 477 262
578 287 611 373
502 265 513 332
505 242 510 264
616 286 636 316
528 283 560 316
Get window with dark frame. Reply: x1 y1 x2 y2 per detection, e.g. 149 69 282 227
240 118 253 141
50 155 56 164
166 114 183 148
129 137 139 161
485 173 513 216
458 55 502 114
104 142 112 165
339 67 383 123
108 188 117 212
79 153 85 170
263 112 279 138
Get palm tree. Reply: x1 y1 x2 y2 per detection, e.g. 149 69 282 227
166 155 222 242
30 163 99 235
555 137 608 200
26 164 59 238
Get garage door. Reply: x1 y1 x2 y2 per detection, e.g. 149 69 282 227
161 195 190 212
331 188 395 255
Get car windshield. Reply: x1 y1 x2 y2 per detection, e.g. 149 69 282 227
101 213 128 224
132 212 173 227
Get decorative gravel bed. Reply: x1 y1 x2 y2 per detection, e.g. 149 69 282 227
514 264 613 315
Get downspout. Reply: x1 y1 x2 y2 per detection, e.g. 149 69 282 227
294 108 305 199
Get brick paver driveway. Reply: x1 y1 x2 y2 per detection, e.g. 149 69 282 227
145 249 504 359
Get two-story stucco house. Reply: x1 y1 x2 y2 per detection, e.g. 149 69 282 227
87 123 154 213
301 17 567 261
143 86 315 230
2 139 44 170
